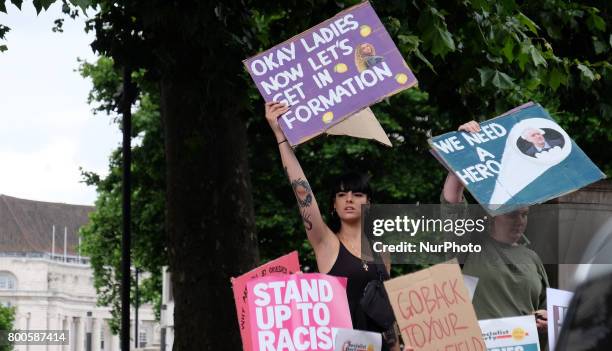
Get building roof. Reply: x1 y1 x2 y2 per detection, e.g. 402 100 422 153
0 194 93 255
556 179 612 205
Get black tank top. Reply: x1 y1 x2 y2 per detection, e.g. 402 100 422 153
327 242 386 331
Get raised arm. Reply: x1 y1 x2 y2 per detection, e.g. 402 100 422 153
265 102 334 250
442 121 480 203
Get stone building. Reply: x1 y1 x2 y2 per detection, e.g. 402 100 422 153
159 268 173 351
0 194 159 351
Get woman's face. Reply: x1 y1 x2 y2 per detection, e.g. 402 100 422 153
492 207 529 244
334 190 369 223
359 43 374 56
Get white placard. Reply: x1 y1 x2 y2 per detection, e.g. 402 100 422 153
463 274 479 301
479 315 540 351
547 288 574 351
334 328 382 351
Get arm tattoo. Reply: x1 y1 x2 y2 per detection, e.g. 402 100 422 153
301 209 313 231
291 178 313 208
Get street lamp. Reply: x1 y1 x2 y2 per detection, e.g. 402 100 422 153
135 268 139 349
86 311 93 351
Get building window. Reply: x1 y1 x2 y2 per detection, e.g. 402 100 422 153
139 330 147 348
0 272 17 290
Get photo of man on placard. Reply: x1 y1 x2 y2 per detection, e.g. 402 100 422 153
518 127 566 158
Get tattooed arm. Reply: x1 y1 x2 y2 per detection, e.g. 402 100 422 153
265 102 335 252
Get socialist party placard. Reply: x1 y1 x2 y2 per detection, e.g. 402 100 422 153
243 1 417 146
479 315 540 351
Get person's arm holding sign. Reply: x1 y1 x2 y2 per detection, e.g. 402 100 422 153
442 121 480 203
266 102 409 351
265 102 339 273
534 309 548 332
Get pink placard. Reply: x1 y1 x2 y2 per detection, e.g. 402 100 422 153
232 251 300 351
247 273 352 351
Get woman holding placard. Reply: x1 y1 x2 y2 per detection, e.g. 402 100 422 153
265 101 408 351
442 121 549 337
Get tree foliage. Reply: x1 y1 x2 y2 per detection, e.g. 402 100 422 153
78 2 611 335
245 0 612 272
79 56 165 333
4 0 609 346
0 0 91 51
83 1 260 349
0 304 15 351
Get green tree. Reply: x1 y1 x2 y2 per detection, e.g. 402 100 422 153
244 0 612 274
79 57 166 332
0 304 15 351
0 0 90 52
85 1 261 349
16 0 610 349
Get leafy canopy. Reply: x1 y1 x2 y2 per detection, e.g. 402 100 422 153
0 0 91 51
4 0 608 330
0 304 15 351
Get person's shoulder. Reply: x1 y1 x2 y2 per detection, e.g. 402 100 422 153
525 145 537 156
546 136 564 145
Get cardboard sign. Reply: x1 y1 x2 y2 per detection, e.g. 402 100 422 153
429 102 606 215
547 288 574 351
243 1 417 146
334 328 382 351
384 260 486 350
247 273 352 351
479 315 540 351
231 251 300 351
325 107 392 146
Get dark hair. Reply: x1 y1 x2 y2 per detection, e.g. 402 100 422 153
328 172 372 233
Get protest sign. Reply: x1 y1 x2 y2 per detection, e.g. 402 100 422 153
247 273 352 351
325 107 392 146
334 328 382 351
463 274 479 301
243 1 417 146
231 251 300 351
547 288 574 351
479 315 540 351
384 259 486 350
429 102 606 215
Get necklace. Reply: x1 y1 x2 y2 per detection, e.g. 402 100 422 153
341 236 368 271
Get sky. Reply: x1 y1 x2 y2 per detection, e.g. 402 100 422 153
0 3 121 206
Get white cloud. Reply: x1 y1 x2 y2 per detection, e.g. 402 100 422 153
0 140 95 204
0 3 121 205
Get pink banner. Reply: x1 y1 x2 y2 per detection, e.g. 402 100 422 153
232 251 301 351
247 273 352 351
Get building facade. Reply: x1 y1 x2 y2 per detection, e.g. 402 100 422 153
159 268 173 351
0 195 159 351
